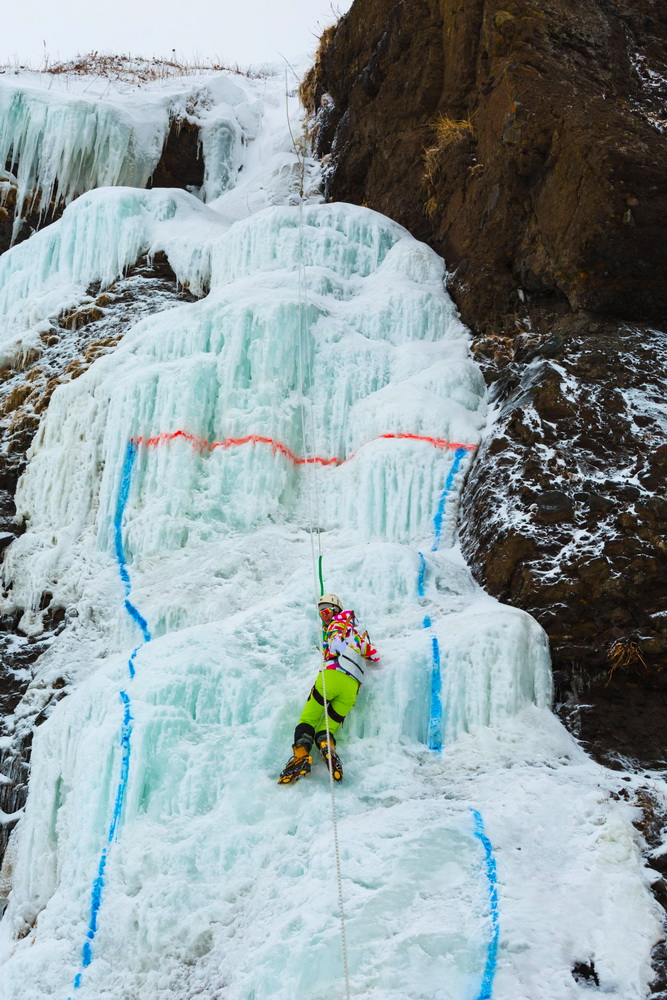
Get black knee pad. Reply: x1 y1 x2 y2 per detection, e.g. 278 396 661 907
294 722 315 750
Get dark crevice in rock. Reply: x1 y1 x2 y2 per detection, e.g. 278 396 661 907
571 959 600 987
0 173 58 256
149 119 204 192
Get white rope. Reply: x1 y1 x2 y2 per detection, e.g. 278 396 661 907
318 662 352 1000
299 192 324 569
286 69 352 1000
295 177 319 601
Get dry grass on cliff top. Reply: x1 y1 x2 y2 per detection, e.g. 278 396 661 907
299 23 337 113
423 113 476 176
422 113 476 216
0 52 274 83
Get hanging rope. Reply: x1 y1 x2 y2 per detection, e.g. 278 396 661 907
286 68 352 1000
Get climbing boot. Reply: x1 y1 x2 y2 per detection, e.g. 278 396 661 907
316 732 343 782
278 744 312 784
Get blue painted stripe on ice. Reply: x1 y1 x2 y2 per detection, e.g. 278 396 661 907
115 441 152 647
471 808 500 1000
114 441 137 593
70 690 135 993
124 600 151 645
417 550 427 598
126 645 140 681
431 447 467 552
82 848 108 967
419 447 499 995
427 631 443 752
70 441 150 994
107 691 134 843
419 552 444 752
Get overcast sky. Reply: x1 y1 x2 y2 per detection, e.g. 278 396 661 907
1 0 354 70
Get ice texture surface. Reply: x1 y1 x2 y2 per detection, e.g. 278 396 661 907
0 70 256 243
0 70 661 1000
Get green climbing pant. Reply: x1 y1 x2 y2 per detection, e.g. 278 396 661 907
298 669 359 736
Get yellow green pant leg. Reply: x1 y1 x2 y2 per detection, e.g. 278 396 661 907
298 670 359 736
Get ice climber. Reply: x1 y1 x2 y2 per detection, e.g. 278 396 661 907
278 593 379 784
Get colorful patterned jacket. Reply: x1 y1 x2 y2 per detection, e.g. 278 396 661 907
323 610 379 683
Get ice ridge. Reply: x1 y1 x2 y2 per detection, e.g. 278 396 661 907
0 72 255 242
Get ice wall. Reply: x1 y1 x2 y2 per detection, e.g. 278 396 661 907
0 72 257 242
0 69 660 1000
0 191 559 996
4 196 530 711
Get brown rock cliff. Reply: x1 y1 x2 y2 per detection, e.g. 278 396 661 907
303 0 667 767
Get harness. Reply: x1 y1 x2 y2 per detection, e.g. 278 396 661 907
326 644 366 684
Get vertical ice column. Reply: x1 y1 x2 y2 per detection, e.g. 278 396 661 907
0 83 168 239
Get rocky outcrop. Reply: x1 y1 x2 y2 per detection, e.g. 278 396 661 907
305 0 667 332
303 0 667 766
465 318 667 767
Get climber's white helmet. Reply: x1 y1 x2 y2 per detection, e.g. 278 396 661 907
318 593 343 613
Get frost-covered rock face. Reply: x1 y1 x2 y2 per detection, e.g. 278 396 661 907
460 319 667 762
0 67 662 1000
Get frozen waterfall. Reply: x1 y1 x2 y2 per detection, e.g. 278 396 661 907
0 68 661 1000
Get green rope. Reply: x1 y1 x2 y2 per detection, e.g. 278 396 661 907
318 555 324 597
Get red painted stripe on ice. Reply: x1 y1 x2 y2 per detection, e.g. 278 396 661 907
130 429 478 465
376 432 477 452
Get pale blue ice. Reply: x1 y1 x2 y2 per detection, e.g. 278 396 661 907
0 70 659 1000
